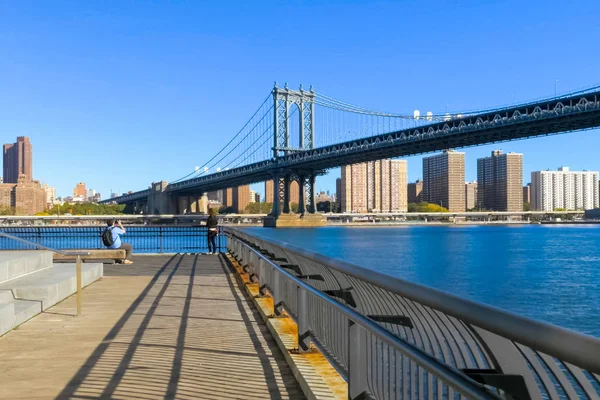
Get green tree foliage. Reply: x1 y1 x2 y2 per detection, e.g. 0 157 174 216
407 202 449 212
523 202 531 211
317 201 340 212
0 207 15 215
47 202 125 215
244 202 273 214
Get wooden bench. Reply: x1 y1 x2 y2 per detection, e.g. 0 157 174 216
53 249 127 264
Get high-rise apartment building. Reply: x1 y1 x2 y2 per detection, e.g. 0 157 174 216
265 180 300 209
340 159 407 213
3 136 33 183
73 182 87 199
423 150 465 212
407 180 423 203
465 181 478 210
208 190 224 204
248 189 257 204
523 184 531 204
232 185 251 213
42 184 57 207
0 176 45 215
476 150 523 211
225 188 233 208
531 167 599 211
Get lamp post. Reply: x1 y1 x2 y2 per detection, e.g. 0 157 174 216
439 201 443 215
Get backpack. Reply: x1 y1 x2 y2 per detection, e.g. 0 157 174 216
101 227 115 247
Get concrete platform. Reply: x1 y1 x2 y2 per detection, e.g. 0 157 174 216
264 213 328 228
0 251 54 283
0 255 305 400
0 254 103 336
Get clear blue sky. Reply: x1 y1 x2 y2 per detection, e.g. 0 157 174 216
1 0 599 198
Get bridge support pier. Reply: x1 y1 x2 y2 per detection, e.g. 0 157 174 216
264 170 326 228
147 181 177 214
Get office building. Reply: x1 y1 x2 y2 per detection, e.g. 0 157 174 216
265 180 300 208
531 167 599 211
407 180 423 203
0 175 46 215
523 184 531 204
254 192 261 203
336 178 341 204
3 136 33 183
42 184 57 207
477 150 523 211
340 159 407 213
423 150 465 212
465 181 478 210
73 182 87 199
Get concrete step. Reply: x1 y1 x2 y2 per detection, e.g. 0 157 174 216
2 263 103 310
13 299 42 327
0 260 103 337
0 302 15 335
0 289 14 303
0 251 53 284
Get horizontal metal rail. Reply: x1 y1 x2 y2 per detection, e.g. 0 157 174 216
225 227 600 400
0 226 225 254
226 229 501 399
0 232 89 256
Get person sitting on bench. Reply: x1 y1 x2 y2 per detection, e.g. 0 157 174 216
102 219 133 264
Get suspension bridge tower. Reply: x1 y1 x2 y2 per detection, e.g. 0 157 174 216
266 83 326 227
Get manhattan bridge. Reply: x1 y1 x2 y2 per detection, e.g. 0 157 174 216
102 83 600 215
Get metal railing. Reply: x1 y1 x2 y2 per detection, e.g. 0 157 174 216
225 227 600 400
0 225 226 254
0 232 89 316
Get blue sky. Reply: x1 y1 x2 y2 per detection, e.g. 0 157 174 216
1 0 599 198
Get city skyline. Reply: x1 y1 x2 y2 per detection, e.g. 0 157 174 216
1 2 599 197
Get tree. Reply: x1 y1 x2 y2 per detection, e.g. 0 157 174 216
408 202 448 212
523 202 531 211
244 202 273 214
0 207 15 215
47 202 125 215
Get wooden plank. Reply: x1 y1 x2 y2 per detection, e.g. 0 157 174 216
0 254 306 400
53 249 126 261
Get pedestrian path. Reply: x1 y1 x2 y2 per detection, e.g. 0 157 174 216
0 254 305 400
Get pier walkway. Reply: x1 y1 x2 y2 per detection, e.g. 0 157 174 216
0 254 305 400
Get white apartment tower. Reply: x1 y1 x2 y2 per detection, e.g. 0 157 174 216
531 167 599 211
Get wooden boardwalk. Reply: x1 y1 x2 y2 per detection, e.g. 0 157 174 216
0 254 305 400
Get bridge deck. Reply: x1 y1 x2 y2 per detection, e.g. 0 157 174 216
0 254 305 400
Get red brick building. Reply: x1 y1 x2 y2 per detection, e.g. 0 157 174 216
0 175 46 215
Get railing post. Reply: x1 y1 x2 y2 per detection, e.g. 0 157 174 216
297 286 311 352
159 226 163 253
348 320 368 399
273 268 282 315
76 255 82 316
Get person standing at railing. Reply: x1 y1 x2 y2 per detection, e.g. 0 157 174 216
102 220 134 264
206 208 218 255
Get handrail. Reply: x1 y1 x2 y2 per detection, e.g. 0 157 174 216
0 232 90 256
227 227 600 374
226 229 501 399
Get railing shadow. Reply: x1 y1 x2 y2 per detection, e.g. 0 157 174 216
55 253 303 400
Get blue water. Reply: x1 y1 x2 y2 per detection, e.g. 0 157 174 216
245 225 600 337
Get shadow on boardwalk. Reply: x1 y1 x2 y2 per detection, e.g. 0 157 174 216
56 254 305 400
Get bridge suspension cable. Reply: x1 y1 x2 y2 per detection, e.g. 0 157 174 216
169 92 274 184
